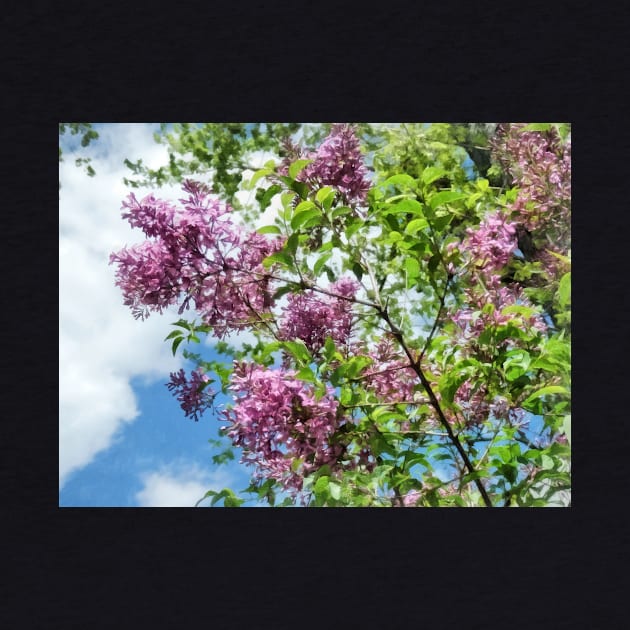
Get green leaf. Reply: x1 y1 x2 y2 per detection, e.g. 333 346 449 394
288 158 313 179
501 304 537 318
476 178 489 192
281 191 297 210
294 200 316 215
521 123 552 132
352 261 363 282
224 496 244 507
296 366 316 383
428 253 441 273
557 272 571 307
386 198 424 216
164 330 183 341
554 123 571 141
344 217 363 240
545 249 571 266
432 213 454 232
291 208 322 230
345 355 372 380
497 463 518 484
314 475 329 495
271 284 294 301
315 185 334 203
278 175 306 197
292 181 310 199
340 385 353 406
385 174 417 190
284 232 299 255
503 349 531 382
522 385 569 407
404 218 429 235
316 186 337 210
323 336 342 364
282 339 311 365
405 257 420 282
171 319 192 329
332 205 353 219
541 454 554 470
247 167 273 189
428 191 467 211
421 166 448 186
256 224 282 235
171 336 184 356
262 250 294 269
328 482 341 501
195 490 217 507
314 252 333 277
258 184 282 211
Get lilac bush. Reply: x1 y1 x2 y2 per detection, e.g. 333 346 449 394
110 122 571 507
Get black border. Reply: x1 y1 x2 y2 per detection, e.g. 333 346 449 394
4 1 627 627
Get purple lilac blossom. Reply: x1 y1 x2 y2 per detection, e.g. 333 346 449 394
222 363 348 497
166 367 214 422
491 123 571 250
450 274 547 344
359 335 418 404
110 180 283 337
459 210 517 273
281 124 371 205
278 277 359 353
402 489 422 507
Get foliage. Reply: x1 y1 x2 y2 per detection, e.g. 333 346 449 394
59 123 99 179
110 122 571 507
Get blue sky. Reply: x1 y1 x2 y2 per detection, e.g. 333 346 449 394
59 123 273 507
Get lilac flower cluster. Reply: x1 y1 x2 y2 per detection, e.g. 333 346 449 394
166 367 214 422
359 336 418 403
222 363 347 496
459 210 517 273
456 382 527 429
453 381 519 426
451 274 547 343
281 124 371 205
491 123 571 243
402 489 422 507
110 180 283 337
278 277 359 353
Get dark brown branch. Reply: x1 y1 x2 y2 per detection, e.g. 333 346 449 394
377 304 493 507
419 275 450 362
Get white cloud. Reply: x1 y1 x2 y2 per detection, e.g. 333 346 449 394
59 124 186 489
135 461 235 507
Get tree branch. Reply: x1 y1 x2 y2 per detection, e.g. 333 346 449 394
377 303 493 507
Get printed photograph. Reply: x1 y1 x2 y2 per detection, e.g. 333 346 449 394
59 123 571 507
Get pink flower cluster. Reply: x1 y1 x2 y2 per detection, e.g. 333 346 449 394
360 335 418 403
453 381 520 426
282 124 371 205
402 489 422 506
110 180 283 337
492 123 571 241
166 367 214 422
222 362 348 495
278 277 359 353
459 210 517 273
451 274 547 342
